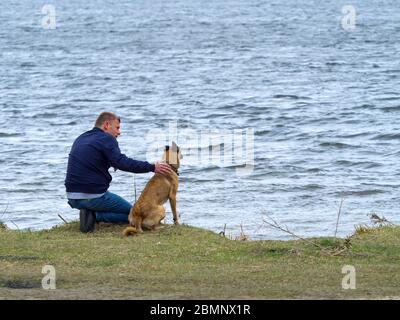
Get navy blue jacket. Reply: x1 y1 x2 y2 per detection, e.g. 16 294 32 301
65 127 155 194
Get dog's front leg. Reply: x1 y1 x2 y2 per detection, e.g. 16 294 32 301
169 195 179 225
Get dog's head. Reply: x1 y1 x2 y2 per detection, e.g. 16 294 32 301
162 141 182 171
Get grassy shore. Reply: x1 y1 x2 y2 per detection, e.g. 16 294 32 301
0 221 399 299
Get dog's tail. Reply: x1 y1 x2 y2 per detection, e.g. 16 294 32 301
123 226 138 237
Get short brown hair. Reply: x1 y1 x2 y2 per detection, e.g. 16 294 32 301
95 112 120 127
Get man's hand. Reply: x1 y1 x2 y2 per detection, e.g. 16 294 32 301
154 161 173 175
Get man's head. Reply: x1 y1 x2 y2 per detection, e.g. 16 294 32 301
95 112 121 138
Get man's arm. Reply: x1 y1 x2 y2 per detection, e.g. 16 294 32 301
105 139 154 173
105 138 172 175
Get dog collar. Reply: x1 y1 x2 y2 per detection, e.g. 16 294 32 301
169 164 179 176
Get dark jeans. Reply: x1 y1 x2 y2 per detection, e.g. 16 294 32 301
68 191 132 223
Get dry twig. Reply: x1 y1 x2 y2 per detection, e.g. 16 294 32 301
236 224 247 241
10 220 20 230
334 198 344 238
261 213 324 250
58 214 69 224
1 201 9 220
368 213 394 226
219 223 227 237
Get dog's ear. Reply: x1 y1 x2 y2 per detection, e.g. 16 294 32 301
165 145 170 151
171 141 181 154
171 141 178 151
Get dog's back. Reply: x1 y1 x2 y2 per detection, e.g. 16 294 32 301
123 142 182 236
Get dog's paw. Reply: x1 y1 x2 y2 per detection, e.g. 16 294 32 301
174 220 180 226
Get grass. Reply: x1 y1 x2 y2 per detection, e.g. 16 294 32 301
0 222 399 299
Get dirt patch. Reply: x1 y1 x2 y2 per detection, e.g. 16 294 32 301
0 255 39 261
2 279 42 289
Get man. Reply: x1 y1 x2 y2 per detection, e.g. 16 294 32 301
65 112 172 232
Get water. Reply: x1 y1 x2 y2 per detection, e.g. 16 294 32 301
0 0 399 239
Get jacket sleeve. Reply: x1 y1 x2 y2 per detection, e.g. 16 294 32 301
104 137 155 173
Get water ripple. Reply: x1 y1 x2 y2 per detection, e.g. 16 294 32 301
0 0 398 239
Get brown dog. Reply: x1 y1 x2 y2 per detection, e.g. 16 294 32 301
123 142 182 236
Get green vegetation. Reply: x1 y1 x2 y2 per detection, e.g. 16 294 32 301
0 222 399 299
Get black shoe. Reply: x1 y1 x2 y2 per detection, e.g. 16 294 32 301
79 209 96 233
